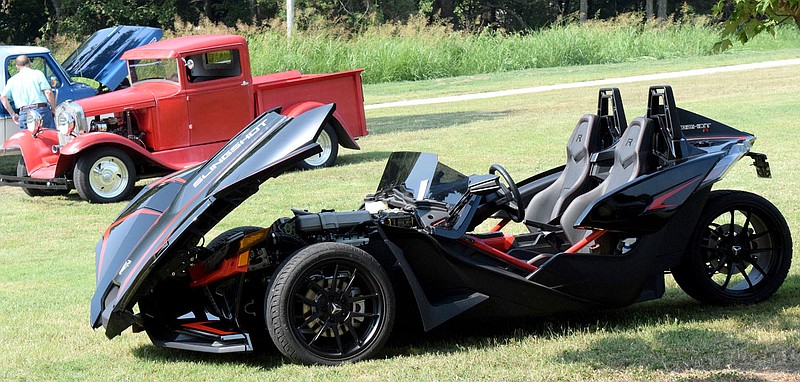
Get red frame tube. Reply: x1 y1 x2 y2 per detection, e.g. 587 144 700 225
564 230 607 253
461 235 538 273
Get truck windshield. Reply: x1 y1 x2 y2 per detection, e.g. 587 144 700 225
128 58 179 85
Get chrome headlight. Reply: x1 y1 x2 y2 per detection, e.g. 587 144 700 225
26 109 43 136
55 101 88 145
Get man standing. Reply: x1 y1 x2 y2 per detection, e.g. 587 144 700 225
1 55 57 130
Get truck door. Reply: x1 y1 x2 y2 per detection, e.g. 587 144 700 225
184 49 254 146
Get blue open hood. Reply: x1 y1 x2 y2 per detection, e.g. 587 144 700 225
62 25 162 91
90 104 334 337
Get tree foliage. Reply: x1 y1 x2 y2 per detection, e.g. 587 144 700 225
713 0 800 50
0 0 750 45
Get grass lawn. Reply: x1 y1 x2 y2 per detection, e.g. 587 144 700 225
1 54 798 381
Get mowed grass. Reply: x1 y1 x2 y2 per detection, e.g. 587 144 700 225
1 59 799 381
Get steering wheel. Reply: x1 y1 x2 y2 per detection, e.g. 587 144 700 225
488 164 524 223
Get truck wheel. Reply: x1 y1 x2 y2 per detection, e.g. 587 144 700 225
16 158 68 197
298 123 338 170
74 147 136 203
672 190 792 305
266 242 395 365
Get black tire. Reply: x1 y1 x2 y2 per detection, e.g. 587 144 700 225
74 147 136 203
672 190 792 305
16 157 68 197
297 123 338 170
266 242 395 365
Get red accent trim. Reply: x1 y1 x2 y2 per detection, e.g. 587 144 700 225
97 209 162 283
461 235 538 273
181 321 237 336
480 234 517 252
189 253 249 287
490 218 510 232
647 176 701 211
565 230 607 254
685 136 749 141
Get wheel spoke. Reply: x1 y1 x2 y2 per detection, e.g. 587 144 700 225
707 257 728 276
294 293 321 307
720 267 734 289
331 264 340 293
728 210 735 230
741 210 752 234
343 319 362 346
296 311 323 331
348 293 380 303
309 319 331 345
343 269 358 295
749 230 772 241
351 311 379 318
749 247 775 254
739 267 755 289
307 279 325 294
333 323 344 354
747 256 769 277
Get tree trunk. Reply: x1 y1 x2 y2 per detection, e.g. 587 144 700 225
645 0 654 21
580 0 588 23
657 0 667 21
49 0 62 35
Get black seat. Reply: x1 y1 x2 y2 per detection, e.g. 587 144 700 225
524 114 602 226
559 117 655 250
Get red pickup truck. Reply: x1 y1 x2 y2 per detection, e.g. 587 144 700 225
0 34 367 203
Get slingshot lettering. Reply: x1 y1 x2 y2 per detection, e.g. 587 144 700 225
192 125 263 188
681 123 711 132
119 260 132 276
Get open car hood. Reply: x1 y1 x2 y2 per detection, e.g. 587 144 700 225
90 104 334 336
62 25 162 90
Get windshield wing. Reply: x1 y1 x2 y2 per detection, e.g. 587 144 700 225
377 152 469 206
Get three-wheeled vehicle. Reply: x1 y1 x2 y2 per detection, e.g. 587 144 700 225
90 86 792 365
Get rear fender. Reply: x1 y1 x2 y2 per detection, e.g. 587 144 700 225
576 152 723 235
283 101 360 150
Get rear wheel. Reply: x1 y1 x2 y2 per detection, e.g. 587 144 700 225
672 190 792 305
297 123 338 170
266 242 395 365
74 147 136 203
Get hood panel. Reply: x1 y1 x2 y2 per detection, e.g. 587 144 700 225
62 26 162 90
75 83 180 115
91 104 335 333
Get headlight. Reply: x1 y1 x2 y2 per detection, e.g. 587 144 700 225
55 101 88 145
26 109 43 136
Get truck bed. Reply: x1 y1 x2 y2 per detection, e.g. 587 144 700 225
253 69 368 142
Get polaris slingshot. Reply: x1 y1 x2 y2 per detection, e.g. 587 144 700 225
91 86 792 365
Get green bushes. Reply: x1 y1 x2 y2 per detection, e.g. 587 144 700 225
245 17 800 84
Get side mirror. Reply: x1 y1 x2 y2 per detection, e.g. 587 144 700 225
50 76 60 88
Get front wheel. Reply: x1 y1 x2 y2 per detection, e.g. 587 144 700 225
297 123 338 170
672 190 792 305
74 147 136 203
16 158 68 197
266 242 395 365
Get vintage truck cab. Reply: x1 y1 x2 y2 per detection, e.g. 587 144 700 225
1 34 367 203
0 26 162 143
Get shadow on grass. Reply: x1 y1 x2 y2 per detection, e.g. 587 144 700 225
367 110 516 135
130 274 799 371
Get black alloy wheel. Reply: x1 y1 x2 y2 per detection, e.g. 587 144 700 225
266 242 395 365
672 190 792 305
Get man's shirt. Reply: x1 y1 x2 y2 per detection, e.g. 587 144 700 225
1 67 51 108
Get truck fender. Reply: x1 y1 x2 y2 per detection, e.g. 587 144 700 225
2 129 61 174
282 101 360 150
57 132 181 174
